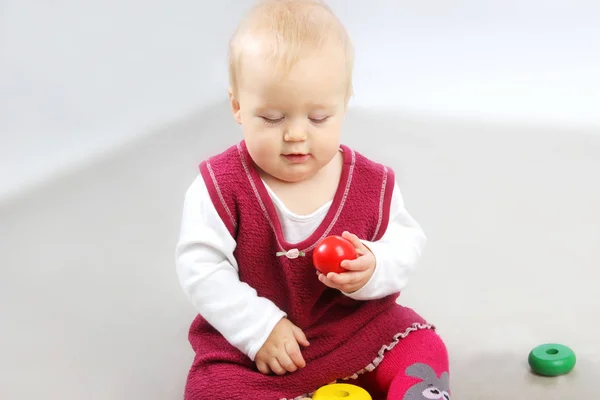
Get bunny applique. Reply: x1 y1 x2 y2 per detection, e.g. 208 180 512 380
403 363 450 400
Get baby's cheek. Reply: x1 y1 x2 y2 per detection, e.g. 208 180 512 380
249 137 275 158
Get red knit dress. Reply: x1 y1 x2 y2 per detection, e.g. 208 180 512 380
184 141 434 400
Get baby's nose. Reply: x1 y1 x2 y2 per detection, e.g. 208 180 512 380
284 127 307 141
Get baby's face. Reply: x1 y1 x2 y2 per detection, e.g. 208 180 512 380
231 45 349 183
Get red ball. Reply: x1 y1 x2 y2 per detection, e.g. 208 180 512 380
312 235 357 275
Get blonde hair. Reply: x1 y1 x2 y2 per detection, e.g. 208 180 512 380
228 0 354 99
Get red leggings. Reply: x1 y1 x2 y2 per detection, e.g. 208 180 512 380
353 329 450 400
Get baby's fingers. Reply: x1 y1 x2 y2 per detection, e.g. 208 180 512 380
268 358 286 376
277 349 298 373
256 360 271 375
340 256 369 271
285 339 306 369
342 231 368 255
293 325 310 348
327 271 366 287
317 271 340 290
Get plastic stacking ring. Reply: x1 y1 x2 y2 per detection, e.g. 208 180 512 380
528 343 576 376
312 383 372 400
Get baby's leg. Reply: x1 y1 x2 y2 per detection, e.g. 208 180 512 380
356 329 450 399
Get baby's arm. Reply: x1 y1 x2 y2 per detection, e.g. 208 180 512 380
175 176 287 361
343 180 427 300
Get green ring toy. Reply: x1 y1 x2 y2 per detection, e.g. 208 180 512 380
528 343 576 376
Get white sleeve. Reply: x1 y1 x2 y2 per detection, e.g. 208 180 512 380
343 181 427 300
175 176 287 361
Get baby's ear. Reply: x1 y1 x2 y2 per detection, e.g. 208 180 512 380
405 363 437 382
228 87 242 124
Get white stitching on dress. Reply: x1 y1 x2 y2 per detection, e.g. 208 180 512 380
236 144 286 252
207 161 237 230
370 165 388 241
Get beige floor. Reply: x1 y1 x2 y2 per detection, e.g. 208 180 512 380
1 102 599 399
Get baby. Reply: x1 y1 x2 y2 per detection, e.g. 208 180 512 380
175 1 450 399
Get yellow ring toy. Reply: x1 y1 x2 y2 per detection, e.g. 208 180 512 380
312 383 372 400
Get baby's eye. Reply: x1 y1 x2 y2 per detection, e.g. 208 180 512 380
261 116 284 125
310 116 329 124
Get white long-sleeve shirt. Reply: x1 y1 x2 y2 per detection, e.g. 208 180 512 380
175 175 427 361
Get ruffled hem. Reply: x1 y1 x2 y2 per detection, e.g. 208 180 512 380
284 322 435 400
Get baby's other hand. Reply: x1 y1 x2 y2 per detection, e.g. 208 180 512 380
255 318 310 375
317 231 375 294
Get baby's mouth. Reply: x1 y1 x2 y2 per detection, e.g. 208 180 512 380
282 153 310 163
